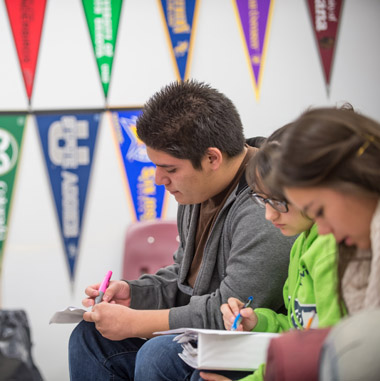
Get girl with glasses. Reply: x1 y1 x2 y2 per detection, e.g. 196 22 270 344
199 135 344 381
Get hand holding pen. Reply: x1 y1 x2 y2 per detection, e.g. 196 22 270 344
95 270 113 304
82 273 132 309
220 296 257 331
231 296 253 331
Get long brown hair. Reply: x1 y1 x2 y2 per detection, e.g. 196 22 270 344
272 106 380 310
274 107 380 194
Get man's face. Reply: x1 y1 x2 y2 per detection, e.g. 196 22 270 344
146 147 214 205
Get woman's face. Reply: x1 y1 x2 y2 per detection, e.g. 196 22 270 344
284 186 378 250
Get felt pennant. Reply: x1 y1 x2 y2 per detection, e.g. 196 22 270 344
307 0 344 96
35 112 100 282
110 109 168 221
0 115 26 276
232 0 275 101
5 0 47 103
82 0 123 99
158 0 200 81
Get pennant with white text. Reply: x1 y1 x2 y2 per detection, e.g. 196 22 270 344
82 0 123 99
36 112 100 282
0 115 26 276
307 0 344 95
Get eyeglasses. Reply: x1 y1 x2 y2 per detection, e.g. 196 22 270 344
249 191 289 213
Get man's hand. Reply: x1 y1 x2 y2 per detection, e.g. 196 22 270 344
83 303 137 340
82 280 131 308
220 297 257 331
82 296 171 340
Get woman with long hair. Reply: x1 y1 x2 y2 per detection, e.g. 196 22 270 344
269 106 380 380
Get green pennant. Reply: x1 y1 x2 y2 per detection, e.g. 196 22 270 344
82 0 123 99
0 115 26 275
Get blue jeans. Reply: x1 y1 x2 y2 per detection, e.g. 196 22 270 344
69 322 252 380
69 320 147 380
135 334 252 381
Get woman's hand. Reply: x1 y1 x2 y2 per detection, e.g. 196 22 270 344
220 297 258 331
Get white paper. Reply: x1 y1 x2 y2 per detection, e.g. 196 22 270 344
155 328 258 336
154 328 279 371
49 306 87 324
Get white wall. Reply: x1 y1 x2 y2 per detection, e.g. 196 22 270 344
0 0 379 380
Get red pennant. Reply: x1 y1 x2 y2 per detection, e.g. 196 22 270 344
307 0 343 93
5 0 47 101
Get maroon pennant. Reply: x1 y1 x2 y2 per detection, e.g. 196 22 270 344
307 0 344 95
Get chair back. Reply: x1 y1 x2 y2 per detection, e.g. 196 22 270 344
122 219 179 280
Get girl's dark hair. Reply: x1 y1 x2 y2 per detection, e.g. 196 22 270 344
246 122 294 200
272 105 380 313
274 107 380 195
246 140 286 201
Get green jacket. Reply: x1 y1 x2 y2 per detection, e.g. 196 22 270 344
240 224 343 381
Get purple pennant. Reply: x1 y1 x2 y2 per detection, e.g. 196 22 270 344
234 0 274 100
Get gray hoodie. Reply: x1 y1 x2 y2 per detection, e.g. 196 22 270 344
128 173 295 330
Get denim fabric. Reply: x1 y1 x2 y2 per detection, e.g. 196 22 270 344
134 334 252 381
69 320 146 381
135 335 193 381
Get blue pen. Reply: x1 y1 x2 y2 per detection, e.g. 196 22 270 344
231 296 253 331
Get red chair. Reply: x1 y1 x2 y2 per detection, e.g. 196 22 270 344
122 219 179 280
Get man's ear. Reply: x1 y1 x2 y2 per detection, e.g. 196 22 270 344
205 147 223 170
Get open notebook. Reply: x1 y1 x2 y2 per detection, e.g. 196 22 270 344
155 328 279 371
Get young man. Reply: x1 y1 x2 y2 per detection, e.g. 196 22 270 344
68 80 295 380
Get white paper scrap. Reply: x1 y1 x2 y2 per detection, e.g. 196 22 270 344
49 306 87 324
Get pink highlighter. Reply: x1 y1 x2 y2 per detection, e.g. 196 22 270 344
94 270 113 304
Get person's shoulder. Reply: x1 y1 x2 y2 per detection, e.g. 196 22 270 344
312 231 337 249
230 185 259 214
302 226 337 260
224 187 273 232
